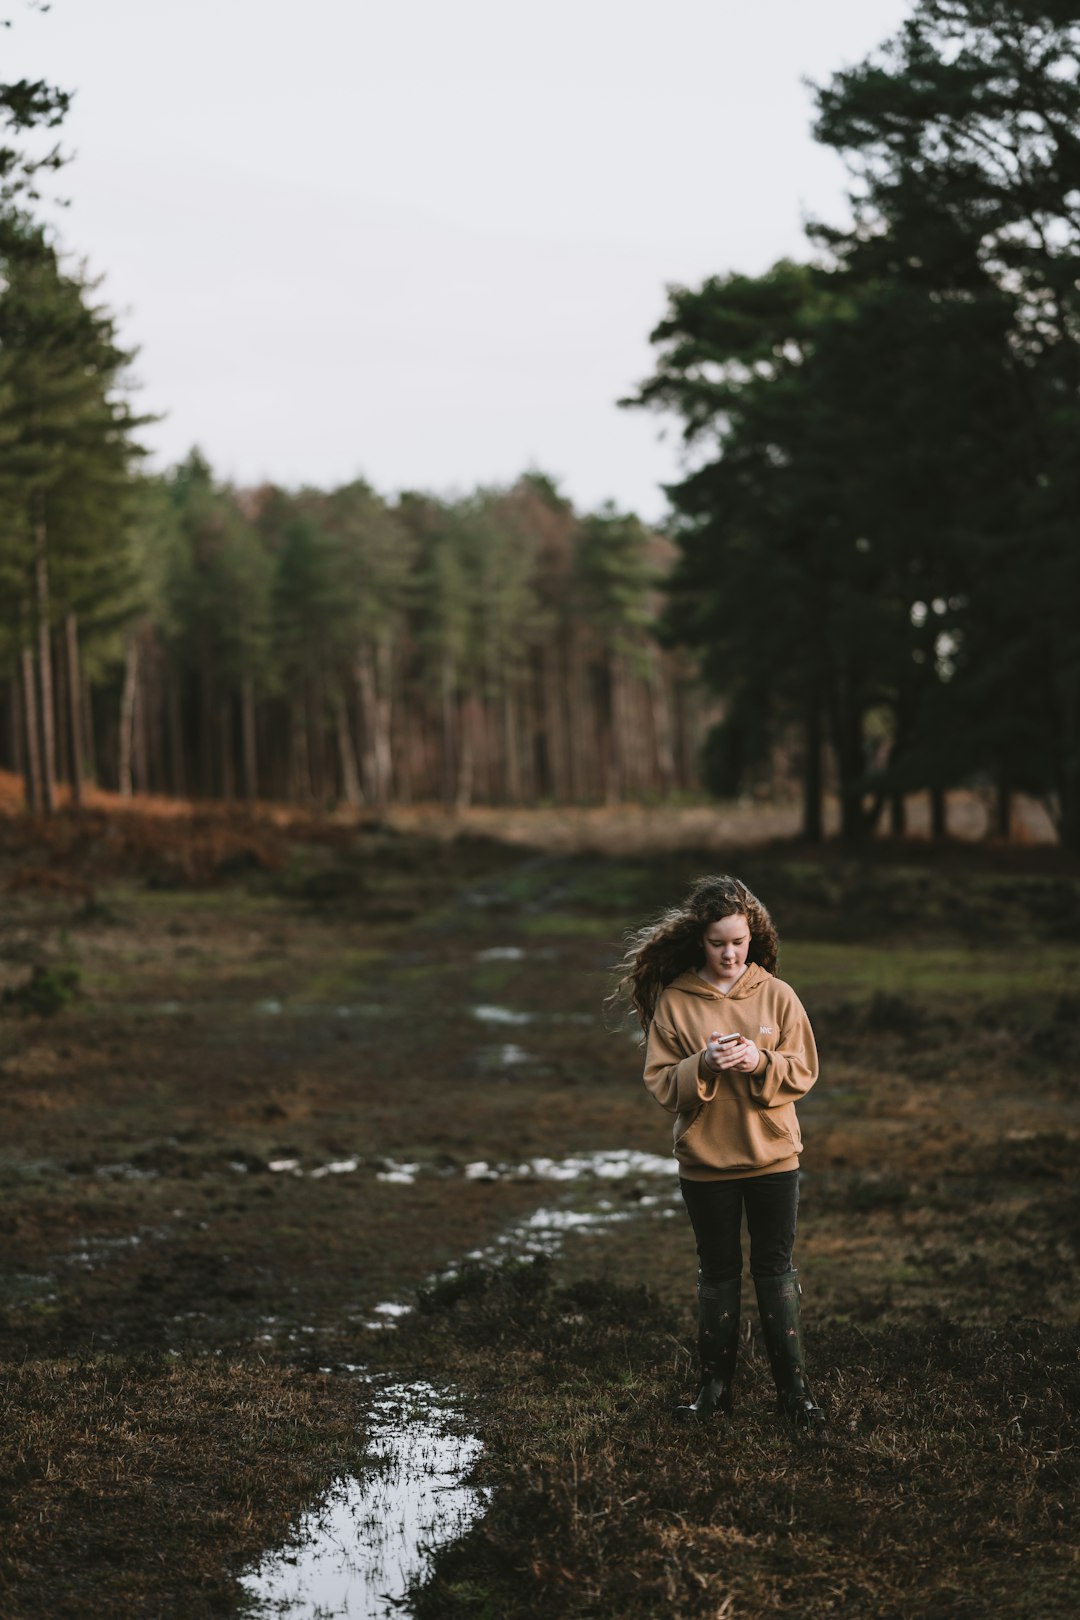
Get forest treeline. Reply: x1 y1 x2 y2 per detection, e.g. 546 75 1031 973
2 0 1080 846
4 455 706 810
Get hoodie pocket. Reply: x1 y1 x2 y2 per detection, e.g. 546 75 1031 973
673 1104 704 1148
759 1105 802 1152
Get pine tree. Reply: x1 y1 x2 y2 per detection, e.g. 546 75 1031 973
812 0 1080 848
0 226 144 809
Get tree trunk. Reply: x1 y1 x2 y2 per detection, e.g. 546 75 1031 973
440 654 457 807
118 633 138 797
334 691 363 807
568 633 590 802
64 614 86 808
648 649 676 797
606 654 622 804
801 693 824 843
393 673 413 804
456 695 475 811
54 631 69 790
199 642 214 798
357 646 378 805
1053 678 1080 854
831 671 872 844
289 694 311 803
19 644 43 812
888 793 907 838
241 675 258 802
502 681 523 804
81 663 97 785
541 639 567 800
168 669 187 799
147 644 167 794
355 642 394 806
33 512 57 813
373 636 394 805
134 640 151 795
994 773 1012 840
8 678 24 778
519 669 538 803
929 784 948 841
309 669 327 805
218 698 234 802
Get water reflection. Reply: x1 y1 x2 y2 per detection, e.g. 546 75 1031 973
470 1004 533 1026
240 1381 486 1620
470 1004 592 1027
275 1146 678 1186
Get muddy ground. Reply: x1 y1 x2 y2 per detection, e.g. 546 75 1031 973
0 805 1078 1618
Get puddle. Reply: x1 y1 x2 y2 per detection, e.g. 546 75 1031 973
474 946 526 962
254 1000 386 1020
374 1161 420 1185
361 1151 681 1332
94 1161 160 1182
271 1146 678 1187
310 1158 361 1179
477 1201 635 1257
471 1004 533 1026
477 1042 535 1069
470 1004 593 1028
465 1148 677 1184
240 1381 486 1620
63 1224 173 1271
362 1300 414 1331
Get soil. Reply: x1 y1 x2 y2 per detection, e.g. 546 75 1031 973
0 800 1078 1618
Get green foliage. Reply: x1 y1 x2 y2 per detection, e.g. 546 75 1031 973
629 1 1080 848
162 450 270 688
2 960 80 1016
0 16 70 226
0 227 145 657
575 504 657 656
811 0 1080 846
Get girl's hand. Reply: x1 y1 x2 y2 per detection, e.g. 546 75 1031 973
710 1034 760 1073
703 1031 728 1073
704 1032 759 1073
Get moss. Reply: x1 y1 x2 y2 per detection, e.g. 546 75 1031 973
2 962 81 1017
522 913 614 937
783 939 1080 998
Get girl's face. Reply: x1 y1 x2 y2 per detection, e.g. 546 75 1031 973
701 912 751 984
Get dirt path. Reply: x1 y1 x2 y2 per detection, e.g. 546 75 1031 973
1 811 1078 1617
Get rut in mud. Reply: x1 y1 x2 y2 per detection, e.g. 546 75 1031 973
1 807 1078 1618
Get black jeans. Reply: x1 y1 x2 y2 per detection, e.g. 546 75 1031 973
680 1170 800 1283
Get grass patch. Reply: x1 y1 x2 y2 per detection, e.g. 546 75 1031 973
383 1267 1080 1620
784 940 1080 999
1 809 1079 1617
522 913 616 938
0 1353 372 1620
1 962 81 1017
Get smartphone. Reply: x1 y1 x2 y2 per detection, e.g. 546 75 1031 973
717 1033 742 1047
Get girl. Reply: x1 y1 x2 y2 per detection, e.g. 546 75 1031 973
618 874 824 1428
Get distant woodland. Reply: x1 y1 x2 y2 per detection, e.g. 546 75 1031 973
3 452 706 811
3 1 1080 847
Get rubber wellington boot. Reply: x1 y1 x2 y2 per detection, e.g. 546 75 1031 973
753 1270 825 1428
673 1274 740 1423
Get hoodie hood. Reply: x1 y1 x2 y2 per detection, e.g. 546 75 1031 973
667 963 771 1002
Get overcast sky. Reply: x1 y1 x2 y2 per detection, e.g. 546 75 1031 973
8 0 913 520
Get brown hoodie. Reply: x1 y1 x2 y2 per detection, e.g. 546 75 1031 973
643 963 818 1181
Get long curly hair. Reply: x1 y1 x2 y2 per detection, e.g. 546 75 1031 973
614 874 779 1037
